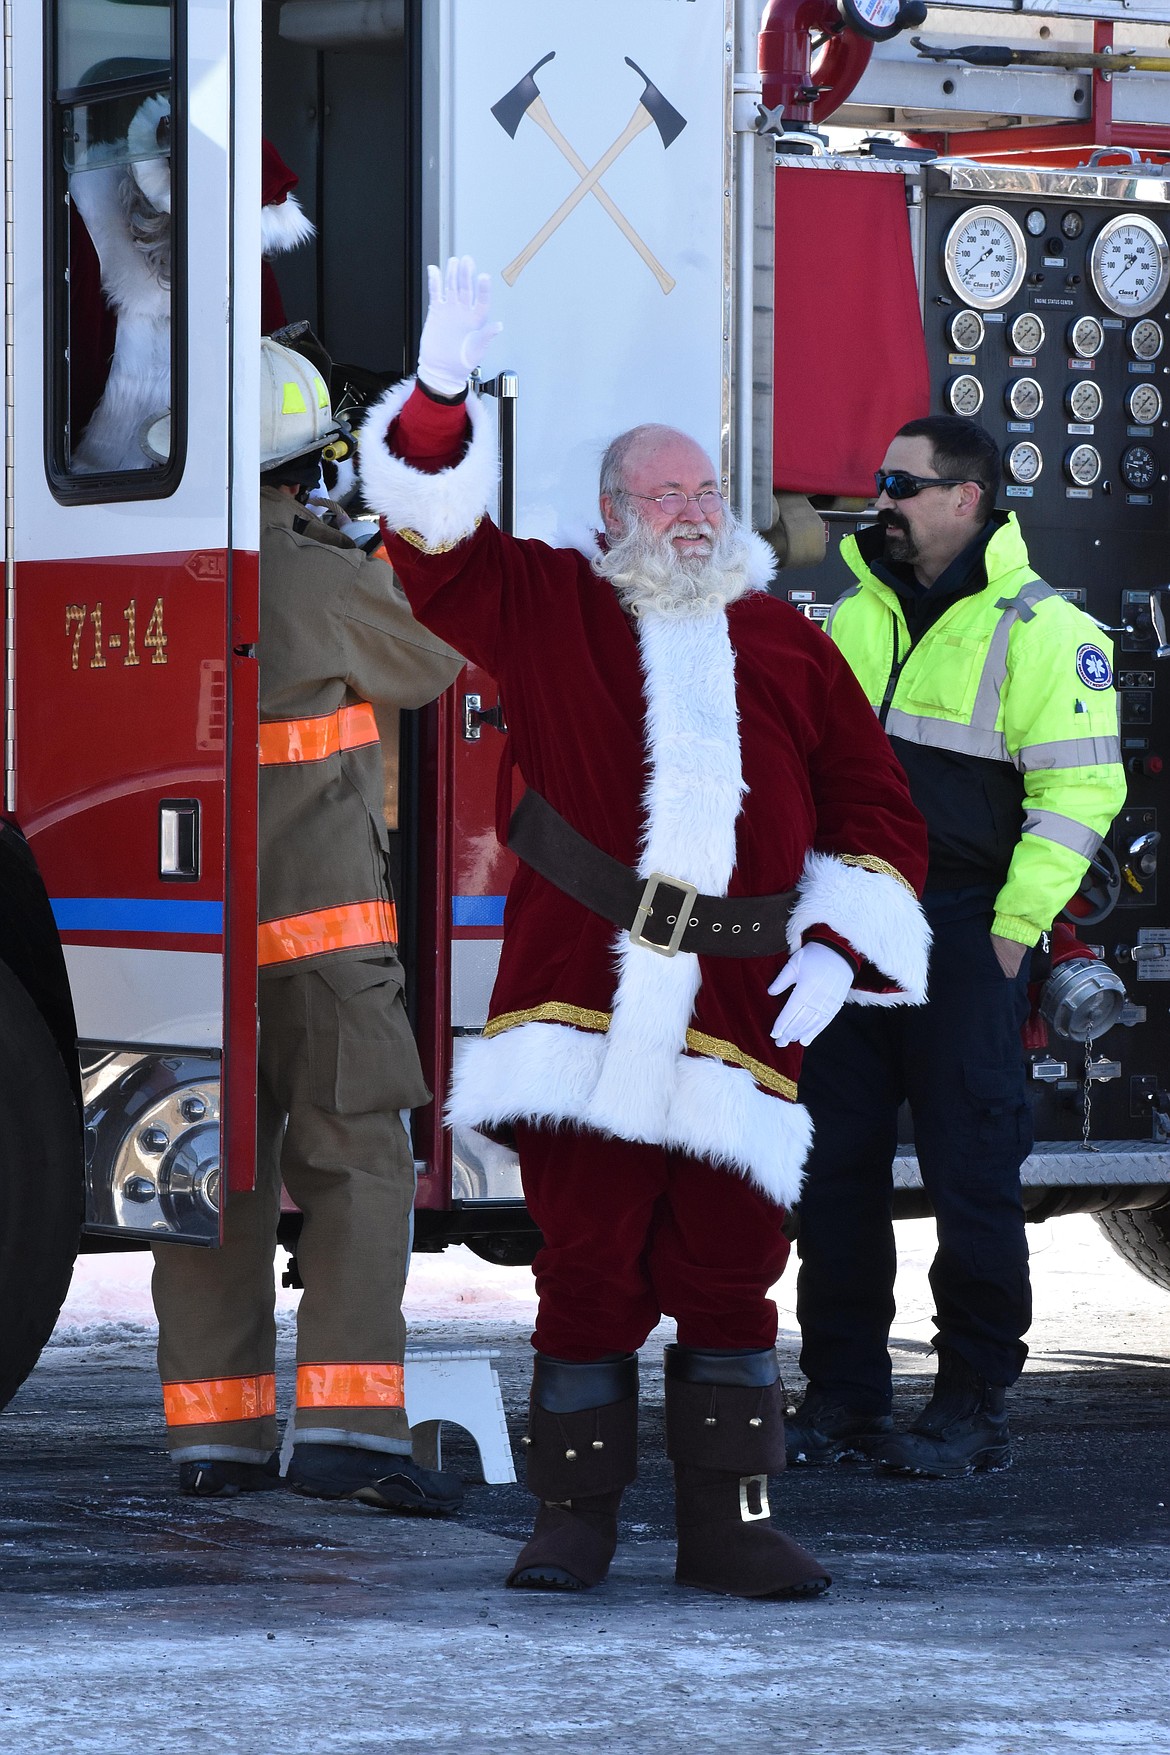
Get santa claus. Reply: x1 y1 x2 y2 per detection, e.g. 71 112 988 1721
69 119 312 473
359 258 931 1602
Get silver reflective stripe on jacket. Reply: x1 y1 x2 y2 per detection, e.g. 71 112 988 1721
1017 735 1123 771
1022 808 1104 858
824 584 861 638
883 709 1009 761
884 579 1061 767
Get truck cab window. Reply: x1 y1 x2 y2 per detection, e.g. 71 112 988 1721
49 0 182 496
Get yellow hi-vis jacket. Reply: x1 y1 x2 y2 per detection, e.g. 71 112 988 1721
831 512 1127 948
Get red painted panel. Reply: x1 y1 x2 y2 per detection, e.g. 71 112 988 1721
225 549 259 1197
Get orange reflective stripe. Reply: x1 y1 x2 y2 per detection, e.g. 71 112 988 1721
258 702 379 766
257 898 398 967
297 1363 406 1410
162 1373 276 1428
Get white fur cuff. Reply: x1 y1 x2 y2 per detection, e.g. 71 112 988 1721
787 851 930 1007
358 378 499 551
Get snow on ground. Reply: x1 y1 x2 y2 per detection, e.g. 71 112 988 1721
51 1214 1170 1355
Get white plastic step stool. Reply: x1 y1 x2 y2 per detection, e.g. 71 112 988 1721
405 1346 515 1484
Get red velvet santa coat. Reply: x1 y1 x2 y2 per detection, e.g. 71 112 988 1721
360 380 930 1209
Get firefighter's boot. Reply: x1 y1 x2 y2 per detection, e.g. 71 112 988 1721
666 1344 831 1601
506 1353 638 1592
873 1347 1012 1479
785 1388 894 1466
286 1443 464 1514
178 1453 282 1498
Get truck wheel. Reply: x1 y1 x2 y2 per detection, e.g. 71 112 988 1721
1094 1209 1170 1294
0 959 82 1411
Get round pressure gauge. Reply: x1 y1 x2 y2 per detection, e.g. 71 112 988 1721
943 206 1028 310
1065 443 1102 486
1006 377 1043 420
1130 318 1164 361
1127 381 1163 424
1025 208 1046 238
1068 315 1105 359
1061 211 1084 241
949 309 986 351
1066 378 1103 423
1010 312 1045 355
947 375 985 416
1089 214 1170 317
1006 441 1043 484
1121 444 1158 490
837 0 905 42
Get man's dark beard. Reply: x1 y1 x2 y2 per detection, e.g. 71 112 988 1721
880 512 918 565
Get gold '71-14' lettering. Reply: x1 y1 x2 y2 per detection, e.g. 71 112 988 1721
64 598 168 670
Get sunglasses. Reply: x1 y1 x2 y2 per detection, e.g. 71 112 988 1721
874 470 982 501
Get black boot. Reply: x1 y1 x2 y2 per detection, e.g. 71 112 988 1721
785 1388 894 1467
506 1353 638 1592
286 1443 464 1514
666 1346 830 1601
178 1453 282 1497
872 1347 1012 1479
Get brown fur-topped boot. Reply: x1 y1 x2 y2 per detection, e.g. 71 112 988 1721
665 1344 831 1601
506 1352 638 1592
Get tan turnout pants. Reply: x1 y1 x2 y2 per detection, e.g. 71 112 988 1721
151 958 428 1462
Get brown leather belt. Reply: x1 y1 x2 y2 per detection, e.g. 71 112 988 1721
506 789 797 958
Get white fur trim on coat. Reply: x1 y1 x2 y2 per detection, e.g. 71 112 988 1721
68 164 170 473
261 191 315 255
358 377 499 551
448 1024 812 1209
787 850 931 1006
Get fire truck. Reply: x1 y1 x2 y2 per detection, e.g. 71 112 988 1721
5 0 1170 1414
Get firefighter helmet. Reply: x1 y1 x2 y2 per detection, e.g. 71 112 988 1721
260 337 340 470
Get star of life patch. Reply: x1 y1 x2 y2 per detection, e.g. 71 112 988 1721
1075 644 1113 690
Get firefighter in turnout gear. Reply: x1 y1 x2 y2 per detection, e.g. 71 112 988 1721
150 340 464 1509
790 415 1127 1479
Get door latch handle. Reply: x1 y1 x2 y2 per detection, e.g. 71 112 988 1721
462 693 508 742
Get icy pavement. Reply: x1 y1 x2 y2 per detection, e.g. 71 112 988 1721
2 1216 1168 1754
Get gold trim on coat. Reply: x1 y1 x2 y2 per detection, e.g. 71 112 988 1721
482 1004 798 1102
394 519 482 555
839 853 917 895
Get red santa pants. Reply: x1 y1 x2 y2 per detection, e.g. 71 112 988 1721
515 1122 790 1361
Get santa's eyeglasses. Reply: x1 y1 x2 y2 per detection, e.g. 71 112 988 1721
874 470 983 501
629 490 725 518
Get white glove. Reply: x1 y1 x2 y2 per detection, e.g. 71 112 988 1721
768 942 855 1048
417 256 502 397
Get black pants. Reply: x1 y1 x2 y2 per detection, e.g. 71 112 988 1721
795 886 1033 1407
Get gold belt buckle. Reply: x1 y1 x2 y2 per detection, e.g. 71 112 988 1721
629 871 699 957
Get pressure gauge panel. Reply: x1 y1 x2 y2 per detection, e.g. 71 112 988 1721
1128 381 1163 425
1065 443 1102 487
947 374 984 416
949 309 985 352
1089 214 1170 317
1121 444 1159 490
1006 441 1043 484
943 206 1028 310
1010 312 1045 355
1066 378 1103 423
1068 315 1105 359
1006 377 1043 420
1130 318 1164 361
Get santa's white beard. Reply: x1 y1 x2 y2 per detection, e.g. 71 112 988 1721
592 508 757 617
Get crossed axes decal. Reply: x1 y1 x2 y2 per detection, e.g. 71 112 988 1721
492 52 687 295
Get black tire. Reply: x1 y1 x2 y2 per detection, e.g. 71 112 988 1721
1094 1209 1170 1295
0 958 83 1411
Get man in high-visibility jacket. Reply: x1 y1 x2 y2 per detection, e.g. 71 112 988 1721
789 413 1126 1478
150 340 464 1509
